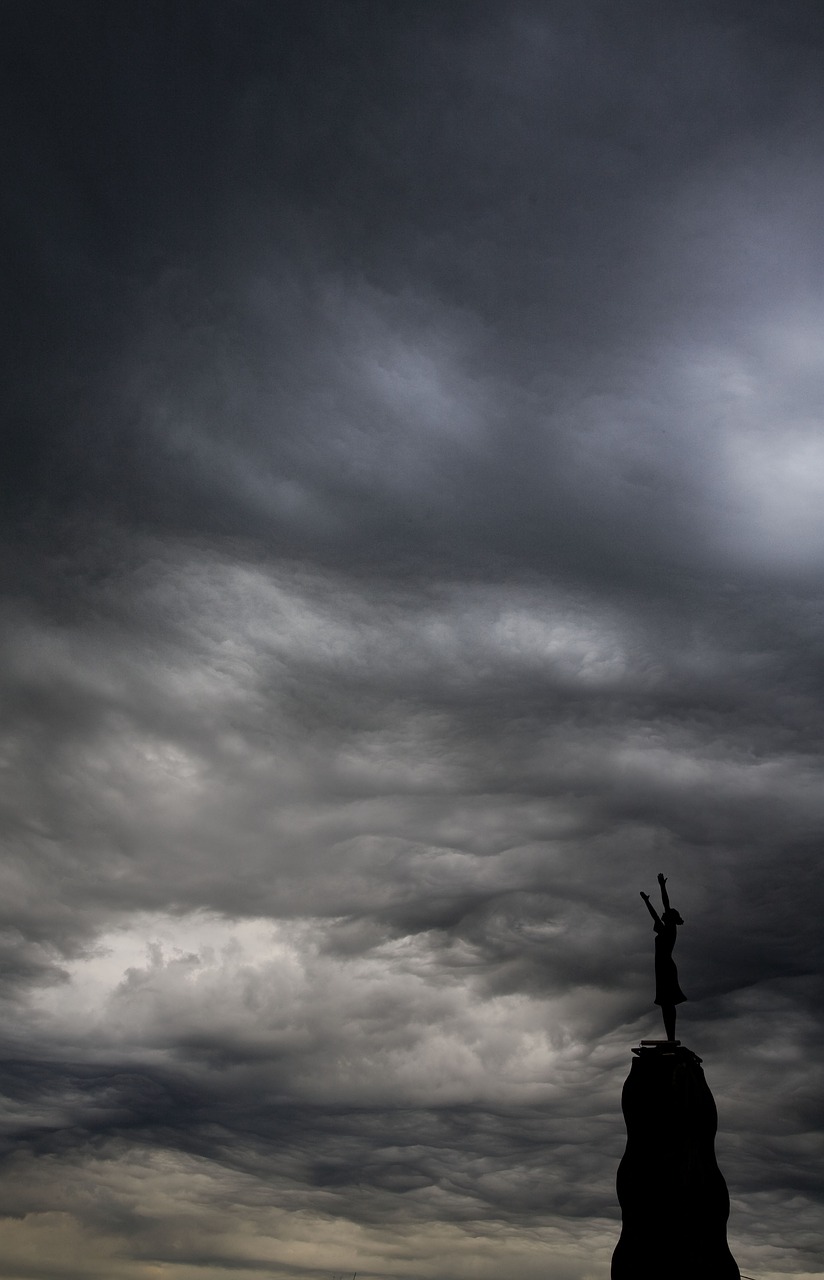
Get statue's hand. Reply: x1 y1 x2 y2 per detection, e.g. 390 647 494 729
657 873 667 885
640 891 649 900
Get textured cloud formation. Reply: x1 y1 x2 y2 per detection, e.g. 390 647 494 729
3 2 824 1278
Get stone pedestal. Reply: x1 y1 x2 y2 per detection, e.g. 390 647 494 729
611 1043 740 1279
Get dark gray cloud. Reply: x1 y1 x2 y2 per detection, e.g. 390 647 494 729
2 2 824 1277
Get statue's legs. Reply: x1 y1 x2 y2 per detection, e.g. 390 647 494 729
663 1004 676 1042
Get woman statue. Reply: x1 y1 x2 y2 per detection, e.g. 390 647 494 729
640 873 686 1042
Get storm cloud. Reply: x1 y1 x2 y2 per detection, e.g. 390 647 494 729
2 2 824 1277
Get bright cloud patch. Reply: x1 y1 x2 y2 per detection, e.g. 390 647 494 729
26 912 599 1106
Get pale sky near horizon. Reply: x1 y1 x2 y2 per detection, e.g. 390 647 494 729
3 2 824 1277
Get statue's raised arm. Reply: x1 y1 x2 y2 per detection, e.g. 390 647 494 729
639 891 660 925
657 872 671 914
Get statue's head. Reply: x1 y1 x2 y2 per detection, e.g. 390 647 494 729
663 908 683 926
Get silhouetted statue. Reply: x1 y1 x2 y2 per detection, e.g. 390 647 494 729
640 872 686 1042
612 873 740 1279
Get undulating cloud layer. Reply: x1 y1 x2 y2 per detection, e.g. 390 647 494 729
3 2 824 1277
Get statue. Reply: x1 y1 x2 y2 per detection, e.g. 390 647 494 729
611 873 740 1279
640 872 685 1042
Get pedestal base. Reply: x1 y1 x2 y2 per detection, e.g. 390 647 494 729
612 1044 739 1279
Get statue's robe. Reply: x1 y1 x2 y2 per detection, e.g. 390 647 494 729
653 918 686 1007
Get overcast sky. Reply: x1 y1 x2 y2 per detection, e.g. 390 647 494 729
3 2 824 1278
